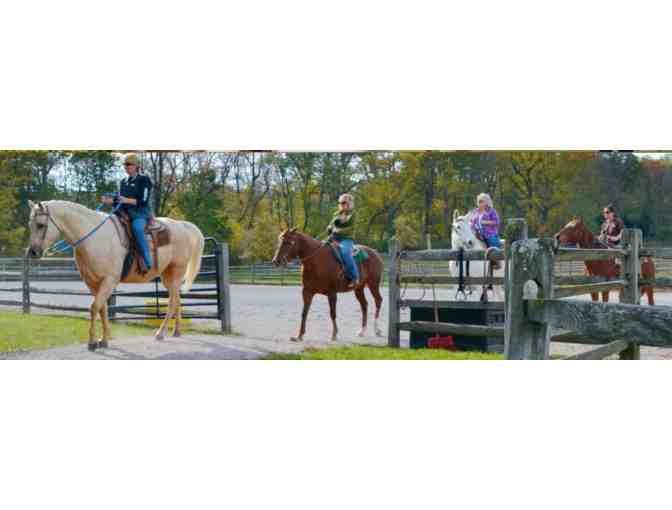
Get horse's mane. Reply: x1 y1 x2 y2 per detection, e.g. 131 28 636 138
48 200 97 212
281 229 322 247
47 200 105 217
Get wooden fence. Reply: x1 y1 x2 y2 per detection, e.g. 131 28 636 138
387 218 528 348
0 239 232 333
507 230 672 359
388 225 672 360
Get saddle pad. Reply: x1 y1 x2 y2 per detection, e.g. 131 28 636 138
354 246 368 263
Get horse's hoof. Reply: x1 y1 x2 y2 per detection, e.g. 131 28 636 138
172 331 181 338
375 329 384 337
87 342 97 352
98 339 109 349
290 336 303 342
357 329 366 337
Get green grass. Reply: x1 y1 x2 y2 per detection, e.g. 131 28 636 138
266 344 503 360
0 311 221 353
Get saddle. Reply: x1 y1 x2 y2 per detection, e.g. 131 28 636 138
111 210 171 278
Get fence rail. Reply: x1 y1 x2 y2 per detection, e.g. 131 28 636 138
507 230 672 360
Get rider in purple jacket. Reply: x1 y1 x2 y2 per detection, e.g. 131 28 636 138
469 193 502 249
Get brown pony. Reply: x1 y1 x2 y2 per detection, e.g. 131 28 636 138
555 217 655 305
271 228 384 342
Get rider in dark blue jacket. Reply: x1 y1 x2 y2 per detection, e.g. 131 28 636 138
102 154 154 271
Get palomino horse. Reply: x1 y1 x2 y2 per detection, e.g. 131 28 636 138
27 200 205 350
555 217 655 304
271 228 384 342
450 210 505 302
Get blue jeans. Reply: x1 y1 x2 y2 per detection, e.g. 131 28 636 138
131 217 152 269
485 234 502 249
339 239 359 282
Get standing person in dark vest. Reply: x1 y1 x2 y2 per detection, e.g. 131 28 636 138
101 154 154 271
598 204 625 248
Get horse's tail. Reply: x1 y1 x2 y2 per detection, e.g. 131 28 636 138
181 221 205 293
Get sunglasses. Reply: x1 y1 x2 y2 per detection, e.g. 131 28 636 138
339 201 348 205
124 163 135 167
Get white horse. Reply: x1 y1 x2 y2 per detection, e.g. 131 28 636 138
450 210 505 302
27 200 205 350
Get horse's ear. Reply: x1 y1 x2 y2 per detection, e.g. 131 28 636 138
453 210 460 222
37 201 44 211
28 200 35 209
290 227 297 233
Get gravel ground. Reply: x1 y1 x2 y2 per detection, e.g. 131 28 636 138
1 281 671 359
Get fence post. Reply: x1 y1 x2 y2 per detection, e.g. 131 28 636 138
216 242 232 333
22 254 31 314
505 238 555 359
387 239 401 348
506 218 528 243
619 229 641 359
107 291 117 320
505 218 528 304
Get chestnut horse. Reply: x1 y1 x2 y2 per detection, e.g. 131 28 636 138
271 228 384 342
555 217 655 305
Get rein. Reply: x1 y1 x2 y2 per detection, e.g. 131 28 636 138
39 203 122 256
456 247 467 300
278 235 326 266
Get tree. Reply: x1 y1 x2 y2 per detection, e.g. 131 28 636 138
356 152 415 242
0 154 29 255
498 151 595 236
237 204 279 262
394 215 420 249
175 163 231 242
64 151 118 208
